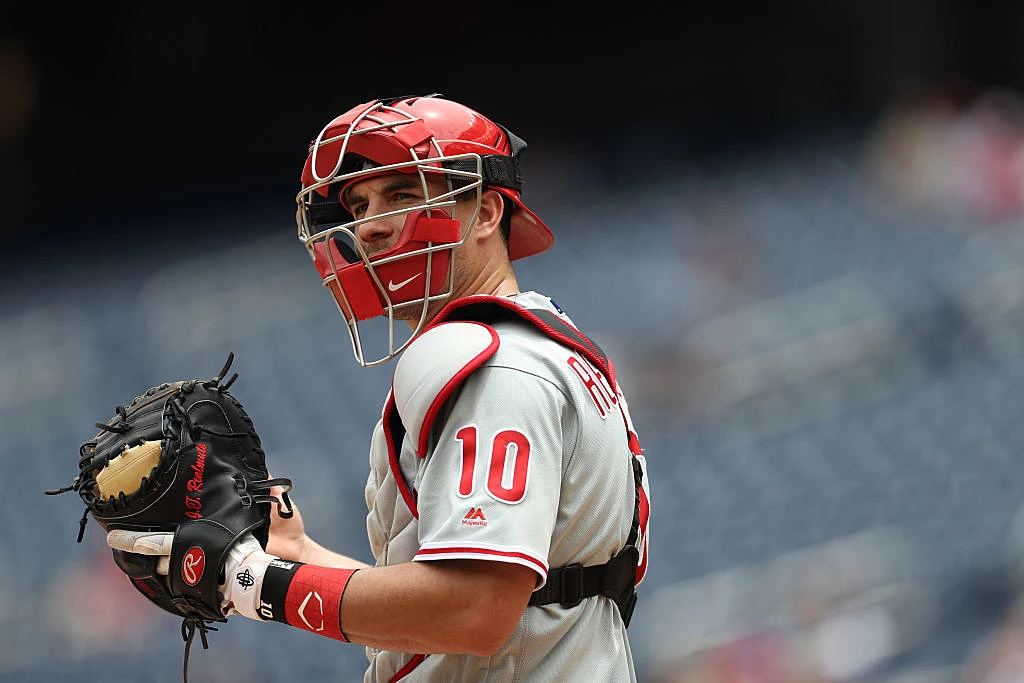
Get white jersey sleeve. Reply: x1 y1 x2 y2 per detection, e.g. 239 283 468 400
412 362 572 586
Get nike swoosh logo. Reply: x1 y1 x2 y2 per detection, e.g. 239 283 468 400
388 273 422 292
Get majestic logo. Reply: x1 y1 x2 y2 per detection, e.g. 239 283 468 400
462 507 487 527
387 273 421 292
298 590 325 632
236 568 255 590
184 443 208 519
182 547 205 586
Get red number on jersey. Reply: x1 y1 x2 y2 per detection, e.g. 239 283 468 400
455 426 531 503
455 426 477 497
487 430 531 503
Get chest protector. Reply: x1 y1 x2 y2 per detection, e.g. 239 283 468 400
381 295 644 626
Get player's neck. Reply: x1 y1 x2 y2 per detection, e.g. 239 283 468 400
455 251 519 300
491 274 521 298
409 270 519 331
465 268 519 301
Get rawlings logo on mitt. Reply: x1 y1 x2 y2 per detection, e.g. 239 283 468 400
46 353 293 681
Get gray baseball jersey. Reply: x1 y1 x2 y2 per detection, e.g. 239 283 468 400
363 291 651 682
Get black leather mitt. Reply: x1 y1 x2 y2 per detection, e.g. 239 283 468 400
47 353 293 675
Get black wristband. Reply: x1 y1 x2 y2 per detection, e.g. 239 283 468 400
259 558 304 623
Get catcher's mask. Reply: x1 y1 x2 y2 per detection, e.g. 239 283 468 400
295 94 553 367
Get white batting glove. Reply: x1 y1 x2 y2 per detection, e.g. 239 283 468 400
106 529 276 620
217 534 276 620
106 528 173 575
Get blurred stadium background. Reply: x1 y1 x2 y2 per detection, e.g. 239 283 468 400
7 2 1024 681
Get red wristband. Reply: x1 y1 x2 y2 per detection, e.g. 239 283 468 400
263 560 358 642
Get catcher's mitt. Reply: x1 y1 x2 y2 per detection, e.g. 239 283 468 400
46 353 293 681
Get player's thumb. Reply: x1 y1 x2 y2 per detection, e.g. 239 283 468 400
106 529 173 575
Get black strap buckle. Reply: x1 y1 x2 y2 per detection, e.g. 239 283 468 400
559 563 584 608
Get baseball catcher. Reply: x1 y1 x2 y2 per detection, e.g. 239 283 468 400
46 353 294 682
48 94 651 683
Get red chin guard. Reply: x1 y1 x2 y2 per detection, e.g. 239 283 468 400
311 210 461 321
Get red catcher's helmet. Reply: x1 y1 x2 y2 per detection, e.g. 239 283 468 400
295 94 553 367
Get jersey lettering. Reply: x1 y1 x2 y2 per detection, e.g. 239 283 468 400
567 355 616 418
455 425 478 497
461 507 488 527
453 426 531 503
488 430 531 503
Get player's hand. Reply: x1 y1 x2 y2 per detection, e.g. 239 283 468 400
107 528 273 619
265 478 310 562
107 528 173 575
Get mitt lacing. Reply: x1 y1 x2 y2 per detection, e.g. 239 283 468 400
181 614 218 683
45 403 145 541
236 475 294 517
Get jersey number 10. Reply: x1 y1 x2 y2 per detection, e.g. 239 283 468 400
455 426 531 504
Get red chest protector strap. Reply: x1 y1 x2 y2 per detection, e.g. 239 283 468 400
382 296 643 626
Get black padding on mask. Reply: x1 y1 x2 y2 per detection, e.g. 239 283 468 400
308 195 351 229
331 235 362 264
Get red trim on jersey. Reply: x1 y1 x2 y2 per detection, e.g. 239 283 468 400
283 565 357 642
637 484 651 584
414 545 548 575
390 654 427 681
521 305 612 384
415 322 500 458
383 397 419 519
627 431 642 456
431 295 616 386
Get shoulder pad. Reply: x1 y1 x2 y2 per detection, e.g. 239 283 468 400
393 321 500 457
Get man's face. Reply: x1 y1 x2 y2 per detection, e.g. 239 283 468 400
338 172 479 323
340 173 466 257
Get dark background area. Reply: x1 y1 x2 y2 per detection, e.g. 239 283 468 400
4 1 1024 258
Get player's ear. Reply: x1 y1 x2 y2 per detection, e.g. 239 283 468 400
470 189 505 242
